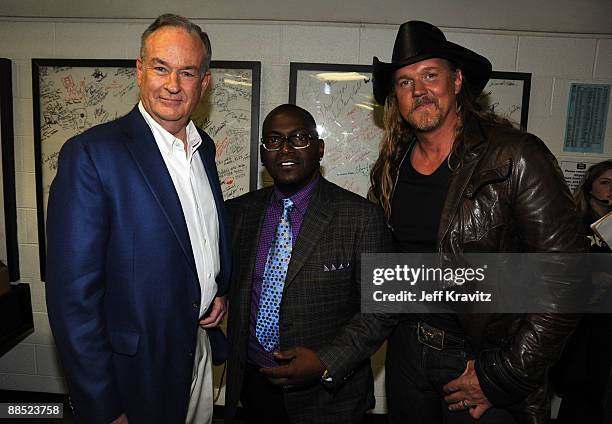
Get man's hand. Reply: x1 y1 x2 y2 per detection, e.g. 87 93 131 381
259 347 325 386
443 360 492 419
199 295 227 328
110 413 128 424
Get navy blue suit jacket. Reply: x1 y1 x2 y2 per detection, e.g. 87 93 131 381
45 106 230 424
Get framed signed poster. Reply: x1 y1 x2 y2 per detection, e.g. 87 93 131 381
290 63 382 197
0 58 20 282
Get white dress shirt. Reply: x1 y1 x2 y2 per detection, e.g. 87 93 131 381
139 102 220 317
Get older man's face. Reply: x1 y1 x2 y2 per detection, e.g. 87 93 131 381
393 58 462 132
136 26 210 137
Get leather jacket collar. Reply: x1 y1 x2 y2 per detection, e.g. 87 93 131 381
437 117 488 250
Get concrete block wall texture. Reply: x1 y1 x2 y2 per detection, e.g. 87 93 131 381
0 18 610 414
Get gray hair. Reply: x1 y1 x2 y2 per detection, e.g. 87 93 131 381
140 13 212 73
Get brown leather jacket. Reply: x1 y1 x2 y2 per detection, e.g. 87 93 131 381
433 118 587 423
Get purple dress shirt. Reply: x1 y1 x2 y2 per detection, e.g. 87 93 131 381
247 176 319 368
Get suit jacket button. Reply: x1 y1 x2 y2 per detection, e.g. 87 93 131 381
192 301 200 309
188 350 194 357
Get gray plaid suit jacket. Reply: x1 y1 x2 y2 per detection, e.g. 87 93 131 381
224 177 397 423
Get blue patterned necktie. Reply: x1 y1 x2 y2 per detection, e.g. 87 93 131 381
256 198 295 352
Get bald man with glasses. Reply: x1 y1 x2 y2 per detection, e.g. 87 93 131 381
223 104 397 424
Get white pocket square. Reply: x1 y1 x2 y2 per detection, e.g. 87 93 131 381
323 263 350 272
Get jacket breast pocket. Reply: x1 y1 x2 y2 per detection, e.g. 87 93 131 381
299 261 355 297
459 160 512 245
109 330 140 356
464 160 512 199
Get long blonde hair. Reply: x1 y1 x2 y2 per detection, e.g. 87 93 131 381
367 93 411 219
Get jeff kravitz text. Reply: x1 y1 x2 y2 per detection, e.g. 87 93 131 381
372 290 492 302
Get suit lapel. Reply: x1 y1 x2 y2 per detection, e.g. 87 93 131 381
196 130 232 290
284 179 333 289
240 188 273 283
120 107 197 277
232 188 271 321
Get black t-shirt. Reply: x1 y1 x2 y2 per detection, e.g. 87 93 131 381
389 149 462 333
390 152 451 253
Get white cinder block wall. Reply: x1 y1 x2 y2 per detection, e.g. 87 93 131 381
0 17 611 414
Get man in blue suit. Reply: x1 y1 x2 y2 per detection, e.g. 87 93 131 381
45 14 230 424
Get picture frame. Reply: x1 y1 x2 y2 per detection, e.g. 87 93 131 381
289 63 382 198
485 71 531 131
0 58 20 282
191 60 261 200
32 58 261 280
289 63 532 197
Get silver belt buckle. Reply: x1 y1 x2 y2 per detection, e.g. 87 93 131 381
417 322 444 351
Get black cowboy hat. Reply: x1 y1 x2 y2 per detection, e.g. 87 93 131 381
372 21 492 105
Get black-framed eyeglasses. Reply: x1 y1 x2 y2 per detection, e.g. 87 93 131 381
260 133 318 151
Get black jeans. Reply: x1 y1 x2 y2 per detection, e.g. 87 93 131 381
385 320 517 424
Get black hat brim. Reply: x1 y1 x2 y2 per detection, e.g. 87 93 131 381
372 41 492 105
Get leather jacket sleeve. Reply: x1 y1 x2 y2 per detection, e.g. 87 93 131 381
471 133 588 406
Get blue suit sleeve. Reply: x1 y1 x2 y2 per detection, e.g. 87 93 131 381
45 138 123 423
